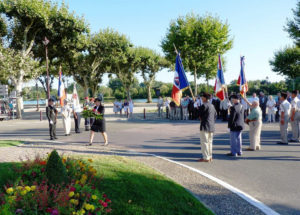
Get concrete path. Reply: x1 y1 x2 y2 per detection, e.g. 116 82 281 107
0 117 300 214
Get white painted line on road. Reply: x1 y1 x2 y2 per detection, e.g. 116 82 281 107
128 150 280 215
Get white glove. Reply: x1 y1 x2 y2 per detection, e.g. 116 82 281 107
50 120 53 125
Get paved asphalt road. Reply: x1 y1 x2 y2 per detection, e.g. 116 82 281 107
1 117 300 215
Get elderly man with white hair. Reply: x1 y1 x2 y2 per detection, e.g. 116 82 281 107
243 97 263 151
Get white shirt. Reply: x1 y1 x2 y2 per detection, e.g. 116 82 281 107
249 97 259 103
267 99 276 109
129 101 134 108
72 104 82 113
280 100 291 116
241 99 248 109
291 97 300 111
164 100 170 107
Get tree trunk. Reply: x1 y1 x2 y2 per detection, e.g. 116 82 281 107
126 87 131 100
15 80 23 119
84 86 89 98
206 78 210 92
146 83 152 103
194 69 197 96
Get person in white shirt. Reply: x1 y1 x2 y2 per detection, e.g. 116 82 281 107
157 96 164 117
164 98 170 119
113 99 120 115
72 101 82 133
61 99 71 136
290 90 300 142
266 95 276 123
129 99 134 117
277 92 291 144
249 93 259 103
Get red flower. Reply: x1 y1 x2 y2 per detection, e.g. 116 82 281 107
106 208 112 213
98 200 103 204
105 198 111 203
103 194 107 198
102 202 108 208
39 161 47 166
46 208 52 213
41 168 45 172
70 187 76 192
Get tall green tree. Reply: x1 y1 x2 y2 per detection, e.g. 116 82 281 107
161 13 233 95
0 0 88 118
270 1 300 89
136 47 169 103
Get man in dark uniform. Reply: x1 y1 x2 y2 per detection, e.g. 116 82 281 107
46 98 58 140
198 93 217 162
227 95 244 157
259 92 268 122
188 98 194 120
212 95 221 119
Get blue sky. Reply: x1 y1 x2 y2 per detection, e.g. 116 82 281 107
58 0 296 86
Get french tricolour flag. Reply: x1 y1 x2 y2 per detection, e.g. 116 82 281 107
58 68 66 106
237 56 248 96
214 54 226 101
171 53 190 106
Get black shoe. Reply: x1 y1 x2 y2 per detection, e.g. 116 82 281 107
50 138 54 140
226 153 237 157
289 139 299 143
237 153 242 156
65 134 68 136
277 141 288 145
76 131 81 133
54 137 58 139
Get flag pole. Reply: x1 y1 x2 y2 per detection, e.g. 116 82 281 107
173 43 195 101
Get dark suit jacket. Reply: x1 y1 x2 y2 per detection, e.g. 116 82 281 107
199 102 217 132
228 103 244 131
259 96 268 108
46 105 58 123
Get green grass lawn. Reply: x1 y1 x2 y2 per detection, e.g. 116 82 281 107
0 140 23 147
0 155 213 215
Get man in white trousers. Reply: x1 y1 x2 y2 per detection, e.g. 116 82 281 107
290 90 300 143
277 92 291 145
245 100 262 150
198 93 217 162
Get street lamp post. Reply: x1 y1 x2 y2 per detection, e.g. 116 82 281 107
43 37 50 99
36 81 39 111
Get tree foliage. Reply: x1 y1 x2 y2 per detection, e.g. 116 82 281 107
161 13 233 95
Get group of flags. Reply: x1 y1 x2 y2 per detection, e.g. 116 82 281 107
171 53 248 104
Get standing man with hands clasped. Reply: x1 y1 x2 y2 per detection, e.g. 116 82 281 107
277 92 291 145
198 93 216 162
46 98 58 140
227 95 244 157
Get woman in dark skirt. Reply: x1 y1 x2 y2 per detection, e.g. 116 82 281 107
87 98 108 146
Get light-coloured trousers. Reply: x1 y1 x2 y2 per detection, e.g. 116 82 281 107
280 115 289 143
170 108 176 120
62 117 71 135
267 108 275 122
175 107 181 120
182 107 188 120
158 106 163 117
200 131 213 160
291 112 300 141
249 120 262 150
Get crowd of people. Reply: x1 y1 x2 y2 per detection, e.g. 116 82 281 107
46 96 108 146
195 90 300 162
112 99 134 117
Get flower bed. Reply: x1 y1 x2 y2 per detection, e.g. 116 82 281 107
0 150 111 215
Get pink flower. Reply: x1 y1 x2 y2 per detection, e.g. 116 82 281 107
51 209 59 215
105 198 111 203
102 202 108 208
70 186 76 192
103 194 107 198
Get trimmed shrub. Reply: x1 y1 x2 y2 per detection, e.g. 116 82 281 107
45 150 68 185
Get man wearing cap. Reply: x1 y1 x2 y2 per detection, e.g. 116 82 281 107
46 98 58 140
277 92 291 144
227 95 244 156
289 90 300 143
198 93 216 162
